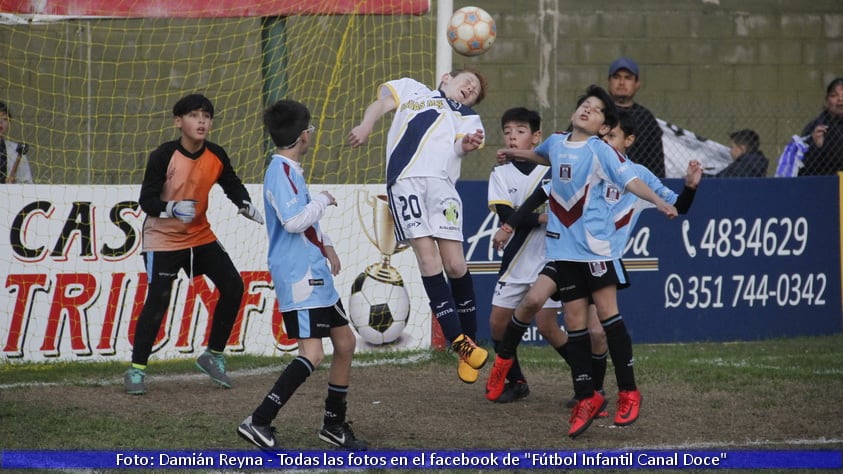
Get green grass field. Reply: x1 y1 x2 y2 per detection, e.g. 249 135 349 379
1 334 842 472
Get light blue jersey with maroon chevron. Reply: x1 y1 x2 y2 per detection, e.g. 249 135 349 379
264 154 339 311
604 162 679 253
534 133 637 261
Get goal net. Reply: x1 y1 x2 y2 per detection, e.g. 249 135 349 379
1 0 438 362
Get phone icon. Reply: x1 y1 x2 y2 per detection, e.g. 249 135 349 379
681 220 696 258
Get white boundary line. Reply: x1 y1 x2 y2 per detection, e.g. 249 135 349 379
616 436 843 450
0 352 434 390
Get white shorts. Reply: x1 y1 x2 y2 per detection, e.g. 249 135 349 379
387 177 464 243
491 280 563 310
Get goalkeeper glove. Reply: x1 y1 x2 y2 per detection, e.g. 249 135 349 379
162 200 197 224
238 200 265 224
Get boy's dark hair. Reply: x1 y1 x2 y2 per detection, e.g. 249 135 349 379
173 93 214 118
264 99 311 149
501 107 541 133
826 77 843 96
575 84 619 131
729 129 760 153
447 68 488 104
0 101 11 118
616 109 636 138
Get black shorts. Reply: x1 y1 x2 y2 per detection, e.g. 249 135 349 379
143 240 238 284
541 259 630 303
282 299 349 339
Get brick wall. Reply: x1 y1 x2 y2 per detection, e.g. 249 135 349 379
0 1 839 182
461 0 842 178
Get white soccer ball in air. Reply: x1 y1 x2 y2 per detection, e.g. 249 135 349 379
348 271 410 345
446 6 496 57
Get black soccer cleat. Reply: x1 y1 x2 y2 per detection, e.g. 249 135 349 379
319 422 368 451
495 380 530 403
237 416 279 450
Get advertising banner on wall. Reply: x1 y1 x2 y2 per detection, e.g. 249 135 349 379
4 177 841 362
1 184 431 362
459 176 843 344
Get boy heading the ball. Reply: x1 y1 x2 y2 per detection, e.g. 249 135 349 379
237 99 366 451
348 69 490 384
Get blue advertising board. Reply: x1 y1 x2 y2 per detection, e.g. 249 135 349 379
458 176 842 344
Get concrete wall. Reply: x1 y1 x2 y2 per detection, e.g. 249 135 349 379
463 0 842 179
0 1 839 183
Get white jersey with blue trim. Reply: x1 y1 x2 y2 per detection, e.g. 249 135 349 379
604 162 679 252
488 161 551 283
381 77 484 186
535 133 638 261
263 154 339 311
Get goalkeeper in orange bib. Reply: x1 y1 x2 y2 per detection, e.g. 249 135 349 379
125 93 264 395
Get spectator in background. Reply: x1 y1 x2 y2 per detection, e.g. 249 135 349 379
715 129 769 177
607 57 665 178
799 77 843 176
0 102 33 184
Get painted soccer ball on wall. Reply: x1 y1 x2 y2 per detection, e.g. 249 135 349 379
348 269 410 345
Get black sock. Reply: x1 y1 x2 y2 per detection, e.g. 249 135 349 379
252 356 313 426
567 330 594 400
592 351 608 392
323 383 348 427
450 270 477 339
422 273 462 341
508 354 526 383
493 338 525 382
555 342 574 388
603 314 636 391
555 342 571 366
498 315 529 359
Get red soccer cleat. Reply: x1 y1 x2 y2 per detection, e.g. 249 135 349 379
568 390 606 439
614 389 642 426
484 355 513 401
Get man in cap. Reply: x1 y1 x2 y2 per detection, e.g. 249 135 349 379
607 57 665 178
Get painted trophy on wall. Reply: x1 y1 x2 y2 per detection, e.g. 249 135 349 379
348 190 411 345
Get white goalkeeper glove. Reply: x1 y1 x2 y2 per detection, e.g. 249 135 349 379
238 200 264 225
162 200 197 223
